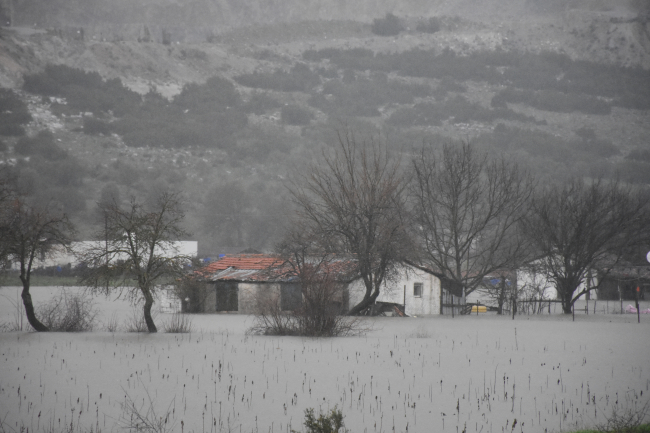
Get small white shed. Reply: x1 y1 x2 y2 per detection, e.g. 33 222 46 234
347 264 442 316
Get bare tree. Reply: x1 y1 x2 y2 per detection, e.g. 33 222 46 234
479 271 516 315
410 141 534 300
0 189 74 332
79 192 190 332
522 178 647 314
289 131 410 315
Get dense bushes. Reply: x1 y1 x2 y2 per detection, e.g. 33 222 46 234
309 74 432 118
492 88 611 115
416 17 441 34
475 123 617 168
371 13 403 36
15 130 68 160
173 76 242 111
300 47 650 110
23 65 141 116
22 64 249 150
281 104 313 125
244 91 281 114
0 89 31 136
388 96 536 127
83 117 112 135
235 63 321 93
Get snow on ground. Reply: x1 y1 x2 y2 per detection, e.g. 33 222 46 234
0 286 649 433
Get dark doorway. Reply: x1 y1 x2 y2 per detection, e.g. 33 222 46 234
215 281 238 311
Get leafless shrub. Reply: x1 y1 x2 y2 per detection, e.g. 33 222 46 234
103 312 120 332
248 268 370 337
0 288 25 332
35 289 98 332
162 313 194 333
248 290 296 336
408 324 432 338
596 398 650 433
119 379 175 433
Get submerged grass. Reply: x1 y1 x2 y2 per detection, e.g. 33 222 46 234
571 425 650 433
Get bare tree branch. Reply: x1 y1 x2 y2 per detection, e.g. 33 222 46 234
287 131 411 315
0 182 74 331
522 178 648 314
410 140 534 298
78 192 190 332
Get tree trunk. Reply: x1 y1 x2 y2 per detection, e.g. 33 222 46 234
142 289 157 333
559 284 573 314
20 280 48 332
347 284 380 316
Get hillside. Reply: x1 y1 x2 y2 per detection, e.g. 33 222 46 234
0 0 649 255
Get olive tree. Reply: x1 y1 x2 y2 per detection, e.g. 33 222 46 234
79 192 190 332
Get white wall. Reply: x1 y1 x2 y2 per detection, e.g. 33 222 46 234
347 266 441 316
517 268 598 301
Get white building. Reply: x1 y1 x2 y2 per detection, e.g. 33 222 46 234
348 264 444 316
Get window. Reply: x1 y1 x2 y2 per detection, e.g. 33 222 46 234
413 283 423 298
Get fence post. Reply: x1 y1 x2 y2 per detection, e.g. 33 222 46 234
636 286 641 324
451 295 454 318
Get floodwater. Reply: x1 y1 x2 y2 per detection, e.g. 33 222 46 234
0 286 648 433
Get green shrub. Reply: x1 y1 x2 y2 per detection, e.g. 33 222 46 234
371 13 403 36
292 406 348 433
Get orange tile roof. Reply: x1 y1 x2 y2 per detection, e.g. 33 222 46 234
200 254 283 274
196 254 359 283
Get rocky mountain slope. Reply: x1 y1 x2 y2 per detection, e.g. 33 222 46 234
1 0 649 91
0 0 649 254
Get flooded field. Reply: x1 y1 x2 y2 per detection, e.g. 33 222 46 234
0 286 648 433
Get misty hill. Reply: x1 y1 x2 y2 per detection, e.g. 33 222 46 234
0 0 649 255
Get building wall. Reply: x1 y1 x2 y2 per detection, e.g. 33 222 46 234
204 283 217 313
158 285 182 313
238 283 280 314
517 268 598 301
347 266 441 315
203 282 282 314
